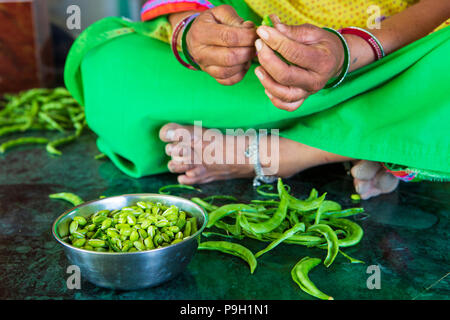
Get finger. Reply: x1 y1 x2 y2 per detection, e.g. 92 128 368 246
196 46 255 67
270 19 323 43
256 39 320 90
215 69 248 86
256 25 323 70
204 64 247 79
255 66 308 102
265 90 304 112
211 5 244 26
204 63 250 80
195 22 257 47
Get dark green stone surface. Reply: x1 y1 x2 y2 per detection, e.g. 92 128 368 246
0 131 448 300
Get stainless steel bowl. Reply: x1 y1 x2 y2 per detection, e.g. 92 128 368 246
52 194 208 290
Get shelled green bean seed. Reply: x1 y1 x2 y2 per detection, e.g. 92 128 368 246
60 200 197 253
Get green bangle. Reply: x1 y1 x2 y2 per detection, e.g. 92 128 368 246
322 27 350 89
181 15 201 71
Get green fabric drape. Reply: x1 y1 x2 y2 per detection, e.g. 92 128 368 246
64 13 450 179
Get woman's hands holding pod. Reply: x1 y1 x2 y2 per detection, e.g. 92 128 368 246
185 5 258 85
255 15 346 111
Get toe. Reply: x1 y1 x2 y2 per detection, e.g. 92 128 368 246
374 170 399 194
185 166 207 178
357 170 399 200
165 143 175 156
351 161 382 181
168 160 195 173
360 188 382 200
178 166 208 185
354 178 372 195
159 123 183 142
171 143 193 161
177 174 199 185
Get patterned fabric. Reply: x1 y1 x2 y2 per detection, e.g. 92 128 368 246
383 163 450 183
244 0 450 31
141 0 450 41
141 0 214 21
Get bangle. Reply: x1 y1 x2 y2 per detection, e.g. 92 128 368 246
338 27 385 61
244 132 278 187
322 27 351 89
181 14 201 70
171 13 200 70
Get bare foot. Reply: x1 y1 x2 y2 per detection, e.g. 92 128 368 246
351 160 399 200
159 123 351 185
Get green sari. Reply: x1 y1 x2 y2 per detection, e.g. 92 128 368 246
64 1 450 181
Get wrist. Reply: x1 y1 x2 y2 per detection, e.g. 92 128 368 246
171 13 201 70
169 11 199 30
342 33 377 72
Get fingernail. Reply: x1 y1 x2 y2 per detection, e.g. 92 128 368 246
166 129 175 140
255 69 264 80
243 20 255 28
255 39 263 51
167 144 173 153
275 23 287 33
272 15 281 24
257 27 269 40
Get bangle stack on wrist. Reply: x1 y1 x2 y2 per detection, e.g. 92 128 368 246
171 13 200 70
322 27 351 89
322 26 385 89
338 27 385 61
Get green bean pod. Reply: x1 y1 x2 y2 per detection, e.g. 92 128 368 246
0 137 49 154
287 192 327 214
49 192 84 206
206 204 254 228
321 207 365 219
190 197 219 213
307 224 339 267
291 257 334 300
198 241 257 274
203 195 238 203
248 179 289 234
201 232 245 240
255 222 306 258
338 249 365 264
322 218 364 247
158 184 201 195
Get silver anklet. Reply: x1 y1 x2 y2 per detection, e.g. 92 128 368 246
245 132 278 187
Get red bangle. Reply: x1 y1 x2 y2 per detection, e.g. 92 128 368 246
338 27 385 61
171 14 199 71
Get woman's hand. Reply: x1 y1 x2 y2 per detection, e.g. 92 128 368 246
255 16 345 111
185 5 258 85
